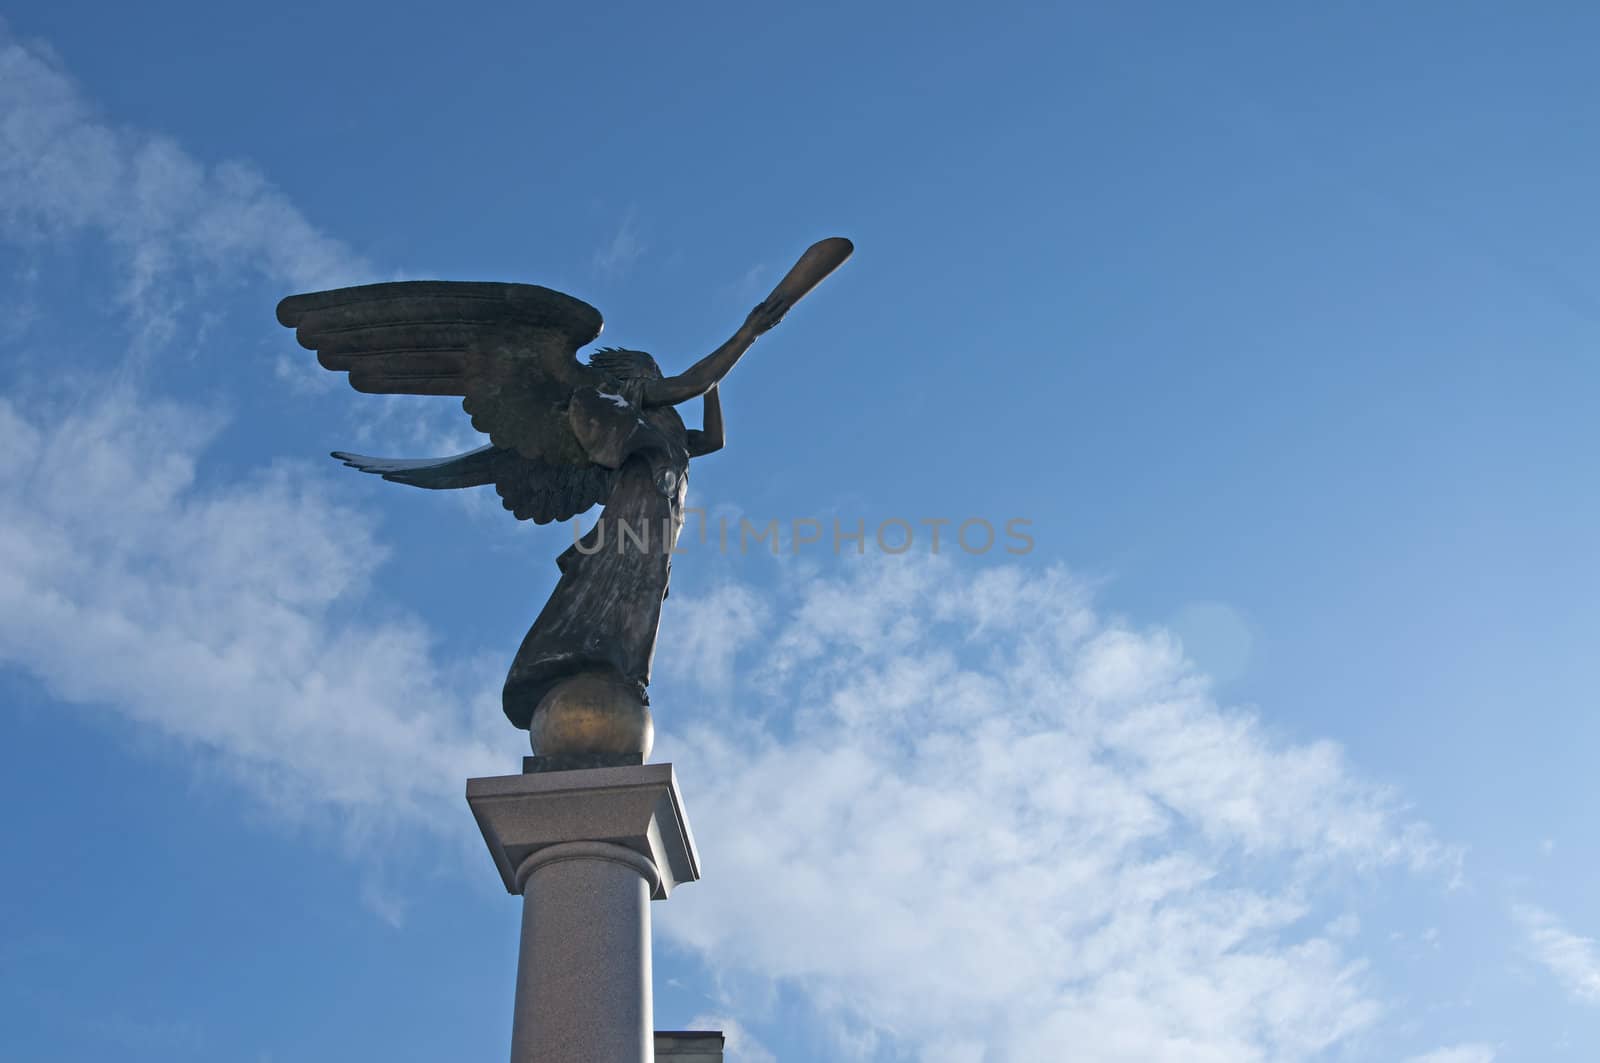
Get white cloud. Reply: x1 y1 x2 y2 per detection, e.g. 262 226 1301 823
593 208 645 277
360 876 411 929
1514 904 1600 1006
724 261 769 301
0 22 372 349
0 389 506 839
656 580 771 696
1404 1045 1496 1063
652 559 1456 1061
0 22 555 847
686 1014 776 1063
1 21 476 477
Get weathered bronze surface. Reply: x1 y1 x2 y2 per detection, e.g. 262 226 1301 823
277 238 852 757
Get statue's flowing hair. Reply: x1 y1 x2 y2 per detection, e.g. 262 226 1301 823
588 347 663 380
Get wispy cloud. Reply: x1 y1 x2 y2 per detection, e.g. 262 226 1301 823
0 21 475 460
727 261 769 300
0 22 372 350
0 389 506 841
1515 904 1600 1006
592 208 645 277
685 1015 775 1063
1404 1045 1496 1063
656 580 771 696
0 24 542 844
651 560 1457 1061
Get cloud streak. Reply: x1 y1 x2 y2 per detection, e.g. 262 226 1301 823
1515 904 1600 1007
0 22 372 349
1405 1046 1496 1063
593 208 645 277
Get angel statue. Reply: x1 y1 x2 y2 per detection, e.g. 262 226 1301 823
277 237 852 766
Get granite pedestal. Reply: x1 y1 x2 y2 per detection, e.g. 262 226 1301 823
468 763 701 1063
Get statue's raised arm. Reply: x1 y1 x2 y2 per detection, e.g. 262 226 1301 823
643 236 853 407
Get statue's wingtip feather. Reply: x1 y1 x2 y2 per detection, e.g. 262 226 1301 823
330 450 385 474
276 295 305 328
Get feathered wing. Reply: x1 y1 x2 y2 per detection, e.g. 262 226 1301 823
483 454 619 524
332 446 505 489
332 447 618 524
279 281 620 521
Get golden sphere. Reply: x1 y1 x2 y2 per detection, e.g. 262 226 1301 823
528 671 654 759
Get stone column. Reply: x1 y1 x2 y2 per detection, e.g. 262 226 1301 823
468 763 701 1063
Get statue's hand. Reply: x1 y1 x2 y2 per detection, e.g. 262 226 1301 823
742 294 792 338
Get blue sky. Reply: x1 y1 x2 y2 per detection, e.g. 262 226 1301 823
1 4 1597 1060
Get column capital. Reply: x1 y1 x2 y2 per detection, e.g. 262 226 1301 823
467 762 700 899
515 840 662 896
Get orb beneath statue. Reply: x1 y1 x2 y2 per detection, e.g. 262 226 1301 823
528 671 654 761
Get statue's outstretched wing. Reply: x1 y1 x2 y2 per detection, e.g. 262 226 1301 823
277 281 607 466
331 446 617 525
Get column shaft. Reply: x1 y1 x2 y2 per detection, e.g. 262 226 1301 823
510 842 657 1063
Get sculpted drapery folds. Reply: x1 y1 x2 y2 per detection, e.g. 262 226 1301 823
277 238 852 763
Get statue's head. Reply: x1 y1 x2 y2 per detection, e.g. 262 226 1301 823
588 347 663 380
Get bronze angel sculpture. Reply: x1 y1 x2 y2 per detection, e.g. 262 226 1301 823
278 238 852 765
